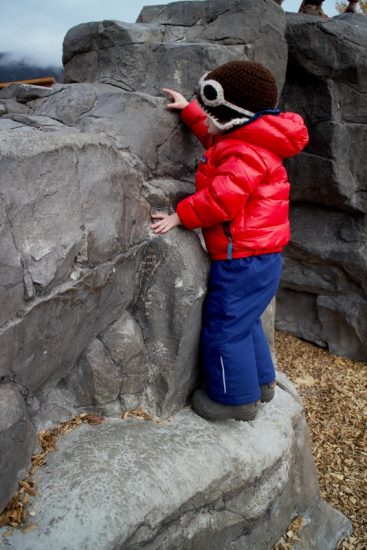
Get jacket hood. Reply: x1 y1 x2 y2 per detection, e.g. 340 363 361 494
220 112 309 159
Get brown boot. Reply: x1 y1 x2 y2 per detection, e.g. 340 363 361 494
191 389 258 422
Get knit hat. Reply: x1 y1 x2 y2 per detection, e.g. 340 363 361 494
303 0 324 5
197 60 278 131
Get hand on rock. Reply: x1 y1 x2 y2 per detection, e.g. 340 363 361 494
150 212 182 234
162 88 188 111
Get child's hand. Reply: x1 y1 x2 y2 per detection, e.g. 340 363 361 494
162 88 188 111
150 212 182 234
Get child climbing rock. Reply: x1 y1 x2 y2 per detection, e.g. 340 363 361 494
298 0 329 18
151 61 308 421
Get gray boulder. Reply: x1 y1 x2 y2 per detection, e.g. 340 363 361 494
0 387 351 549
26 82 201 179
0 385 37 513
130 229 210 417
0 110 212 429
0 84 52 104
283 13 367 213
0 1 351 545
40 228 210 422
0 0 287 435
100 311 147 411
63 0 287 98
49 312 146 420
276 13 367 360
0 131 150 394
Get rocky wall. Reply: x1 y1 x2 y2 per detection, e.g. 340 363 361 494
0 0 285 518
277 12 367 360
0 1 352 546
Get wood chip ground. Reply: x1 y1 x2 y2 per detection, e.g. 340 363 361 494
275 330 367 549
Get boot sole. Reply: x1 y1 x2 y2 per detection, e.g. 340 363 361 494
192 390 257 422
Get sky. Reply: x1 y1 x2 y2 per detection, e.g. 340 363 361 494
0 0 339 68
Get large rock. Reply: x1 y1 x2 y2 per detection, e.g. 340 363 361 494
277 204 367 360
34 228 210 425
0 0 288 438
0 1 351 544
0 131 149 391
0 388 352 549
0 120 211 432
0 385 36 513
63 0 287 99
130 229 209 417
277 13 367 360
283 13 367 213
10 82 201 179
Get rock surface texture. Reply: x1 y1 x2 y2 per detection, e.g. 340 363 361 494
277 13 367 361
0 385 36 513
0 0 351 547
63 0 287 98
0 391 352 550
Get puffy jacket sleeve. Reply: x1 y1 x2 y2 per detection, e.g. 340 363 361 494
180 100 214 149
176 150 266 230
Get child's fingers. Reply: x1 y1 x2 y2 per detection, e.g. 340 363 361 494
151 220 173 234
157 223 170 234
150 218 167 229
151 212 168 220
150 212 179 234
162 88 177 97
150 220 165 229
161 89 177 103
161 88 187 110
151 224 166 233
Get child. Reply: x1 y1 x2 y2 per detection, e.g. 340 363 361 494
151 61 308 421
298 0 328 18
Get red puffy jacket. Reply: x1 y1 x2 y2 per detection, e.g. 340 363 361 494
176 101 309 260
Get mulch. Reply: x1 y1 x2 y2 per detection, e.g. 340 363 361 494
275 330 367 549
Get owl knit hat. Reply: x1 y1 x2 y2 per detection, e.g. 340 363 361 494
197 60 278 131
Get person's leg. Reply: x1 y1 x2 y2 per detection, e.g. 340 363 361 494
251 319 276 386
201 328 260 405
199 253 283 407
250 319 277 402
200 258 259 405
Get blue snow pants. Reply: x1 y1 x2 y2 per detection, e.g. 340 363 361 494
200 253 282 405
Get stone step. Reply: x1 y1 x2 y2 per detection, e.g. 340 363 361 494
0 387 351 549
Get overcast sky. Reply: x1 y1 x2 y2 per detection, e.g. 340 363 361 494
0 0 339 67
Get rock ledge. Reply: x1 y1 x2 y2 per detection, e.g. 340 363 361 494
0 386 351 550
